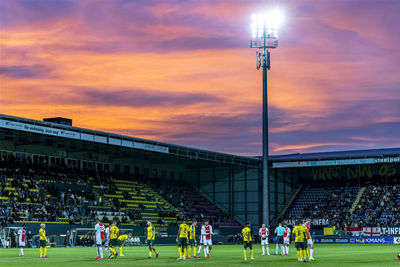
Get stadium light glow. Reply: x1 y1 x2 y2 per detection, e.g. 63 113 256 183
249 8 284 226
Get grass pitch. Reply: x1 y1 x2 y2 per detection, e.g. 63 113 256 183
1 244 399 267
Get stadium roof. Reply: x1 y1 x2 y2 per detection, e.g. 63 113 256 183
0 113 259 167
270 148 400 161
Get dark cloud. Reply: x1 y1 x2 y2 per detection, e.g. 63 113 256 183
73 88 223 108
0 65 51 79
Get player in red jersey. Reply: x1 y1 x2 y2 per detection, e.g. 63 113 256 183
283 224 291 255
17 224 27 257
304 218 314 260
258 224 270 256
94 218 105 260
201 220 215 258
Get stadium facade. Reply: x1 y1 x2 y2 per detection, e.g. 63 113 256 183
1 113 400 229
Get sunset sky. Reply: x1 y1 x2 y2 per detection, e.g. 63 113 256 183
1 0 399 156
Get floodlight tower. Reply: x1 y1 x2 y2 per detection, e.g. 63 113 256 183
250 10 283 225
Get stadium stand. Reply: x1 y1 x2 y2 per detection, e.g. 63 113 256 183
283 183 400 229
0 155 240 230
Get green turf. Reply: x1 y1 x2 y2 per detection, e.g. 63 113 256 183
0 244 399 267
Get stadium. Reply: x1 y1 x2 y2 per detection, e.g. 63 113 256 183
1 113 400 266
1 1 400 267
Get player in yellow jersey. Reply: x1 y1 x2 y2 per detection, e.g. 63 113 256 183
39 223 48 258
188 220 199 258
242 221 254 261
108 221 119 259
176 219 190 260
145 221 159 259
293 220 308 262
118 233 132 256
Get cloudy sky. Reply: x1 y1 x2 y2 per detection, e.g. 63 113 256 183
1 0 399 156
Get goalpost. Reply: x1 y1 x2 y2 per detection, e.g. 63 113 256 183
70 228 139 247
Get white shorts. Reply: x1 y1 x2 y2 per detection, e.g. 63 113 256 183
96 236 103 245
19 242 25 247
203 239 212 246
261 239 268 245
307 238 313 245
284 237 290 244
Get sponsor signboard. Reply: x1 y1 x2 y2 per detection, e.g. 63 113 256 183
284 218 329 226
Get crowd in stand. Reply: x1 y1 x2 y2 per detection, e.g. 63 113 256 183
0 156 109 227
284 183 400 229
350 185 400 227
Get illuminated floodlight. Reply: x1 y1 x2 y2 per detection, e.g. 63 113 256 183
250 9 284 38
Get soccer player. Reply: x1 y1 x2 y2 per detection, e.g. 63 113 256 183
17 224 27 257
39 223 48 258
258 223 270 256
104 224 112 257
94 218 105 260
201 220 215 258
283 224 291 255
108 221 119 259
242 221 254 261
118 233 132 256
293 220 307 262
304 218 315 260
188 220 199 258
274 223 285 255
145 220 159 259
176 219 190 260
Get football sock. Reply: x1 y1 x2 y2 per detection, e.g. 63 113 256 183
20 248 24 255
149 250 152 257
297 250 301 260
178 247 182 258
262 245 265 254
306 249 310 259
193 247 197 256
188 247 192 256
267 246 270 254
204 247 208 256
281 246 284 254
96 247 99 257
310 248 313 258
275 245 279 254
303 250 307 260
100 247 103 258
286 246 289 254
110 247 116 256
119 246 123 255
250 249 254 258
198 245 202 253
44 247 47 256
153 248 158 254
105 247 111 255
243 249 247 259
183 248 187 259
40 247 43 256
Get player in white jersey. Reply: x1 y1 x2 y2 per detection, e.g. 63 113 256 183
283 224 291 255
201 220 215 258
94 218 105 260
258 224 270 255
104 225 112 257
304 218 314 260
17 225 27 257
